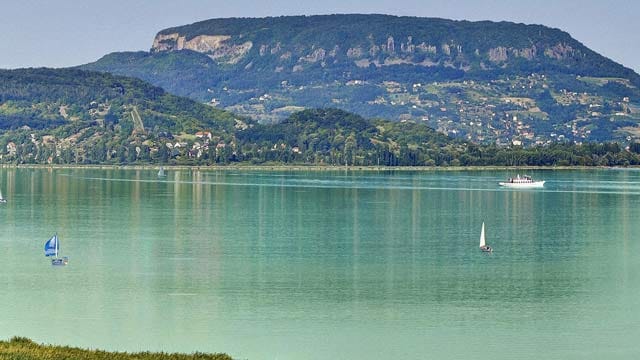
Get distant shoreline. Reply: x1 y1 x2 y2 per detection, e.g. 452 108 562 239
0 163 631 172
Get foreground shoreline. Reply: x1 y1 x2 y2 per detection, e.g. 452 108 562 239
0 163 632 172
0 337 231 360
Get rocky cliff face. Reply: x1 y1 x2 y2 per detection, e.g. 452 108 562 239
152 33 252 64
151 31 577 72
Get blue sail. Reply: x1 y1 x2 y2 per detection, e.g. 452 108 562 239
44 234 58 257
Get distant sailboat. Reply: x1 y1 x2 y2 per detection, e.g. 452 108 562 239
157 166 166 178
479 222 492 252
44 233 68 266
0 188 6 203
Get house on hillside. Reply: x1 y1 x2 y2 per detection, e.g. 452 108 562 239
6 142 17 156
195 131 212 140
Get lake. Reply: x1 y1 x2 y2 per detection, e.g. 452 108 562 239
1 168 639 359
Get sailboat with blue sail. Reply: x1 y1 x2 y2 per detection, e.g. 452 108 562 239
45 233 68 266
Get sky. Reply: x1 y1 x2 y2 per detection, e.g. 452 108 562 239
1 0 638 72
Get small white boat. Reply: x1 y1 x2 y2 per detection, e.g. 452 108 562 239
157 166 166 178
0 188 6 203
499 174 545 188
479 222 492 252
44 233 68 266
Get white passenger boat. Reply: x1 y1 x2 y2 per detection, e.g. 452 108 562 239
499 174 545 188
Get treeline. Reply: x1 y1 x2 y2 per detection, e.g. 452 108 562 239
3 108 640 167
230 137 640 167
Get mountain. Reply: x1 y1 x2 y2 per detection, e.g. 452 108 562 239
0 68 246 164
82 14 640 144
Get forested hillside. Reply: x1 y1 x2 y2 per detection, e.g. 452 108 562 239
1 69 639 168
83 14 640 144
0 68 244 164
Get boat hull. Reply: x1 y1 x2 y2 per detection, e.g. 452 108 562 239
51 257 68 266
499 181 545 188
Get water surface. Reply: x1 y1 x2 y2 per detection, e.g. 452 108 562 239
0 168 638 359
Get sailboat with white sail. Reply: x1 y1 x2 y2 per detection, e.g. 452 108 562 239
479 222 492 252
158 166 166 178
44 233 68 266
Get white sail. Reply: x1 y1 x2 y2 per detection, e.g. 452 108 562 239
479 222 486 248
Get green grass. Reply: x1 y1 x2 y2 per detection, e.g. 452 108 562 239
577 76 632 87
0 337 232 360
0 101 25 115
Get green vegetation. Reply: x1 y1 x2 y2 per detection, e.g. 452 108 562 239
1 68 639 167
234 108 640 167
0 68 246 165
0 68 240 133
154 14 636 82
0 337 231 360
82 14 640 144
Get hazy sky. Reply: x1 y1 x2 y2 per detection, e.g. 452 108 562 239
1 0 638 72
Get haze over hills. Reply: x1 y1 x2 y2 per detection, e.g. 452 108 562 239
83 14 640 145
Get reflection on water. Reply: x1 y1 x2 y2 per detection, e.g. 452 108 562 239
0 168 639 360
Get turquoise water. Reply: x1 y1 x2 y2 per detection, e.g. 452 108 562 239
0 168 639 359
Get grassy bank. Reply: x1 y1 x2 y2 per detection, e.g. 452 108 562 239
0 337 231 360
